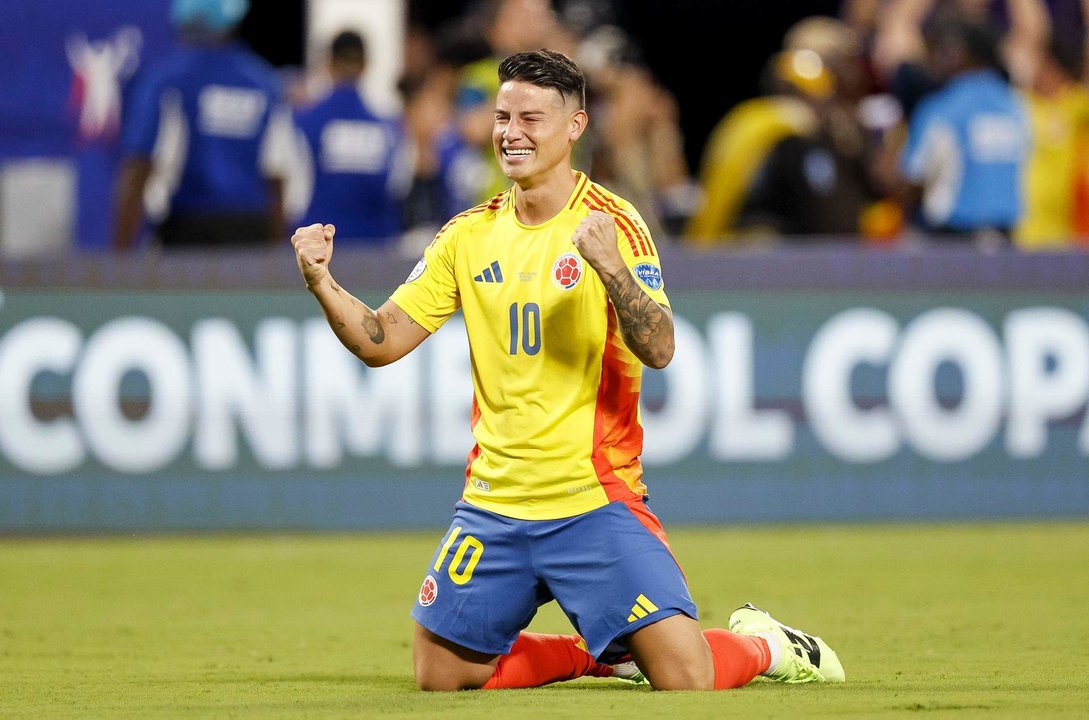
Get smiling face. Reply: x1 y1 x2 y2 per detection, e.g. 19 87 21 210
493 80 586 188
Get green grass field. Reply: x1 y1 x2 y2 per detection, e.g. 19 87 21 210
2 522 1087 719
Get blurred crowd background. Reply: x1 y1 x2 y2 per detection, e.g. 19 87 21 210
5 0 1089 257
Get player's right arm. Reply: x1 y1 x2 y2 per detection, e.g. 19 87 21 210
292 223 430 367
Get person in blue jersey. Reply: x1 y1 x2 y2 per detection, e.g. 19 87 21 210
293 31 410 246
899 16 1030 242
113 0 294 249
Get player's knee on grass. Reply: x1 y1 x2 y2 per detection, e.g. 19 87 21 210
414 664 489 692
640 657 715 691
627 614 715 690
413 623 497 691
413 652 496 691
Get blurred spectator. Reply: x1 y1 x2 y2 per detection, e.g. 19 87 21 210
113 0 293 250
897 15 1030 242
431 0 578 209
734 46 887 239
687 16 893 243
683 78 817 243
398 71 484 241
1004 0 1089 249
448 59 512 208
872 0 1009 119
396 26 491 243
578 25 700 238
406 0 711 244
293 31 410 246
840 0 884 42
474 0 577 59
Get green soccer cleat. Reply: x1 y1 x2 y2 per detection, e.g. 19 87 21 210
610 660 649 686
728 603 845 683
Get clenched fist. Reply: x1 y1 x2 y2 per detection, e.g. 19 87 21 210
571 210 623 275
291 223 335 288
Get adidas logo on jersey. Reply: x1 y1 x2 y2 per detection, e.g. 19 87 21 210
473 261 504 283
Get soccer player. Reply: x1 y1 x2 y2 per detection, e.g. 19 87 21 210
291 49 845 691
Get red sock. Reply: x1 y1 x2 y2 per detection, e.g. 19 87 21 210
482 633 614 689
703 628 771 689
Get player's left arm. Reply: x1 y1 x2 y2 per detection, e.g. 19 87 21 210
573 209 675 369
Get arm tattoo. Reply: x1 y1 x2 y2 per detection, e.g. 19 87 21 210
603 271 670 364
361 311 385 344
384 310 417 326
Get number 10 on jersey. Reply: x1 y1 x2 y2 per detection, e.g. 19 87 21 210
433 526 484 585
509 302 541 355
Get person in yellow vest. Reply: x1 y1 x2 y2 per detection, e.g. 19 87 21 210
686 16 893 243
683 64 819 244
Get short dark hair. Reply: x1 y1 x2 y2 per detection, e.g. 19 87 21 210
497 49 586 109
331 30 365 65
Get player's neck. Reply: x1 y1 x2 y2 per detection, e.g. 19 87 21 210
513 168 578 226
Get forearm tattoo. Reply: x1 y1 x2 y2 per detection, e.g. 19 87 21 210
603 271 672 365
328 284 351 331
327 279 385 348
361 311 385 344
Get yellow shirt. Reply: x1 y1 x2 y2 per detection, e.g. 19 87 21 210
390 172 669 520
1016 84 1089 249
685 95 817 243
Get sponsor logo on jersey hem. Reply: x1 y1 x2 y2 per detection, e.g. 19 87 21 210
473 261 504 283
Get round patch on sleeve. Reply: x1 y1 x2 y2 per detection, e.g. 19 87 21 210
406 258 427 282
633 263 663 291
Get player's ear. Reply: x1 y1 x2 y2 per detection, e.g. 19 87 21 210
568 108 588 142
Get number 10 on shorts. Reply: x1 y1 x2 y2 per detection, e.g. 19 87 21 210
433 526 485 585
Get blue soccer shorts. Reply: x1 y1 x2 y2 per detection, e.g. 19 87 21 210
411 496 699 662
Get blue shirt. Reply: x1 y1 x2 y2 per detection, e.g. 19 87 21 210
435 127 489 218
122 41 288 215
294 85 406 244
901 69 1030 230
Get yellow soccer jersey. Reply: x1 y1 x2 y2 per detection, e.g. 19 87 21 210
390 171 669 520
1017 85 1089 249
